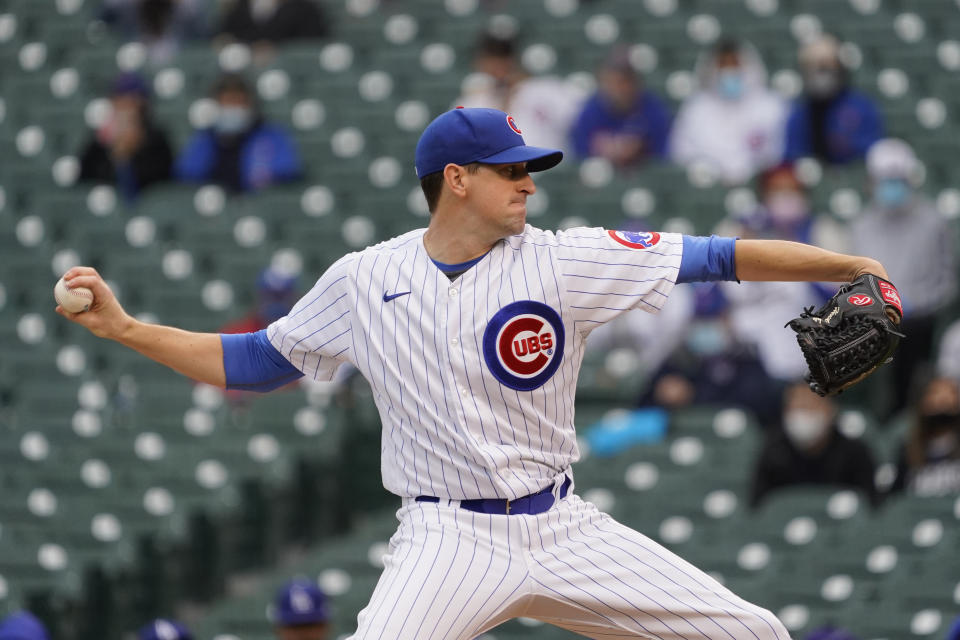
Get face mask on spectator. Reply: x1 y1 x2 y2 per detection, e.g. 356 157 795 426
685 321 730 356
716 70 744 101
874 178 911 210
216 106 252 135
805 68 841 99
765 191 809 225
784 409 830 449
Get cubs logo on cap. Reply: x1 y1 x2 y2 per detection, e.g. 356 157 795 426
606 229 661 250
483 301 564 391
848 294 874 306
415 107 562 178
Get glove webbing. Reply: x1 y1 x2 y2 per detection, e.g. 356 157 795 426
798 315 893 393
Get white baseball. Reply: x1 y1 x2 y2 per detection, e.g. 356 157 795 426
54 276 94 313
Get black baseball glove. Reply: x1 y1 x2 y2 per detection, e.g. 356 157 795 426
786 273 905 397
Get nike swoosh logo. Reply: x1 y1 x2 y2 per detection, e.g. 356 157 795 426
383 291 411 302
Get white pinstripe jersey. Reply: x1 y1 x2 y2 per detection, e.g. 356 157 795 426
268 225 683 500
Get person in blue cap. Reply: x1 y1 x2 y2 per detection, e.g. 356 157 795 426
0 611 49 640
273 580 330 640
137 618 193 640
61 105 896 639
175 73 302 193
78 72 173 202
221 266 300 336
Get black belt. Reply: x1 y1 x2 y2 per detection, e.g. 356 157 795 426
416 476 571 515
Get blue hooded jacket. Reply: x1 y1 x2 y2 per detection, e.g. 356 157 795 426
783 89 883 164
175 123 302 192
571 90 671 160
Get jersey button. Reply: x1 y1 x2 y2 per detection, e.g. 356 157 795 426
450 337 459 346
459 386 469 397
448 287 458 297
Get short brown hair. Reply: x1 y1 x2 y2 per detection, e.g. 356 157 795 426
419 163 481 213
212 73 253 99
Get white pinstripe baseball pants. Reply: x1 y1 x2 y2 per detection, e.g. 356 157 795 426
347 491 791 640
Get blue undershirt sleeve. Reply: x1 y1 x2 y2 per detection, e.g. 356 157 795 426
221 329 304 392
677 235 739 283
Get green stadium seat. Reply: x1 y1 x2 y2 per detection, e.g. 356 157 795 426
0 534 64 594
884 554 960 611
834 600 949 639
754 486 871 541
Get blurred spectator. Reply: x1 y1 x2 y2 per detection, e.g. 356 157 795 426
586 280 694 383
216 0 329 63
937 320 960 381
273 579 330 640
100 0 209 67
888 376 960 497
570 46 671 166
750 382 879 508
725 164 846 319
79 72 173 202
221 266 300 334
783 35 883 164
137 619 192 640
0 611 49 640
455 32 585 153
220 266 302 402
740 164 848 254
850 139 957 416
721 278 826 383
176 74 303 192
669 39 787 184
639 283 784 424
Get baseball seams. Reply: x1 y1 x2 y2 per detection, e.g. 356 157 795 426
54 277 94 313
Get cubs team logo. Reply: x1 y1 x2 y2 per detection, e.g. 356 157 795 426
482 301 564 391
606 229 661 250
878 280 902 314
506 115 522 136
848 294 874 307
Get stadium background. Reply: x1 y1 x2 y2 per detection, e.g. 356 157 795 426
1 0 959 638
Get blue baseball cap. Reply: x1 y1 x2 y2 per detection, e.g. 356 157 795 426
257 266 298 296
136 619 192 640
414 107 563 179
274 580 329 626
112 72 150 98
0 611 49 640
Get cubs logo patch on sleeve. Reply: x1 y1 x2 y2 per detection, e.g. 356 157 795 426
482 301 564 391
606 229 661 250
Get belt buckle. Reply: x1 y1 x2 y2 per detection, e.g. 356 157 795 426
505 498 511 515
